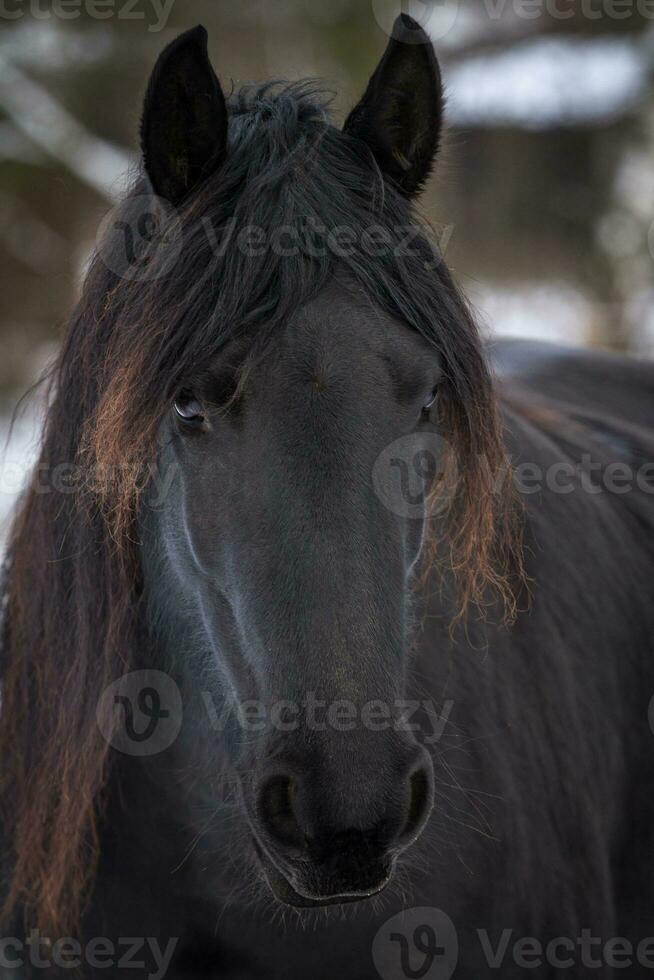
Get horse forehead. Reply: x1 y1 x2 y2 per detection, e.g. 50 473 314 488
269 288 398 382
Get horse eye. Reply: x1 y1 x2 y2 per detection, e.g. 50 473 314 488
173 391 205 423
422 386 439 412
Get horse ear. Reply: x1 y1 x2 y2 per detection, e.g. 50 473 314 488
140 25 228 205
343 14 443 198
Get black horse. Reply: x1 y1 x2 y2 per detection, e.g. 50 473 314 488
2 16 654 980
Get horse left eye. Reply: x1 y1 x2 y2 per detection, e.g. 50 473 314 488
174 391 205 423
423 386 439 412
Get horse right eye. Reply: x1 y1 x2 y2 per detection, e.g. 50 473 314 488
173 391 205 423
422 385 439 415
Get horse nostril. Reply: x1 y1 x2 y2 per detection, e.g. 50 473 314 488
400 763 434 847
257 775 305 852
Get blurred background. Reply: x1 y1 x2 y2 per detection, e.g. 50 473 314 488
0 0 653 543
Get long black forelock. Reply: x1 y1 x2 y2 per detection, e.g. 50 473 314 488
106 80 466 393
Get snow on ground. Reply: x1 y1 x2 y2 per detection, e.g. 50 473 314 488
0 20 114 71
446 36 650 128
0 406 42 556
471 281 595 346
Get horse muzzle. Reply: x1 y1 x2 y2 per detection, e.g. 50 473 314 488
244 737 434 907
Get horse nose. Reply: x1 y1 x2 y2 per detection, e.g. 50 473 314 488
254 742 434 900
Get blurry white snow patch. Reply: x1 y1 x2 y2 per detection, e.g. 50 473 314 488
471 282 594 345
0 21 113 71
447 37 648 128
0 406 42 556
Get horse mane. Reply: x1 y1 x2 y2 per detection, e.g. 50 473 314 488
0 82 521 935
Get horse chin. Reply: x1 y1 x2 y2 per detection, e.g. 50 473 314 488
253 840 392 908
